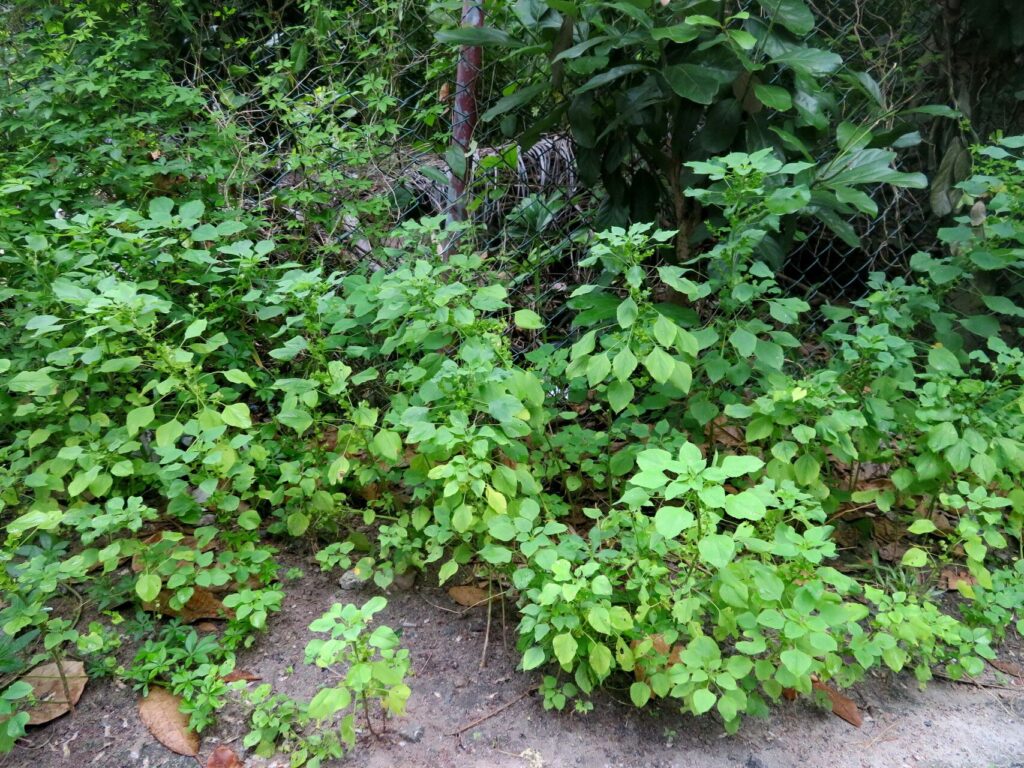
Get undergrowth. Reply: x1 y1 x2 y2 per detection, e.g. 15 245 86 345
1 0 1023 759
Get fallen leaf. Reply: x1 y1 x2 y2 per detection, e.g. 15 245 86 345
143 586 233 622
222 670 261 683
21 660 88 725
631 634 682 681
938 567 976 591
989 659 1024 680
447 585 496 608
812 680 862 727
139 687 199 756
207 745 243 768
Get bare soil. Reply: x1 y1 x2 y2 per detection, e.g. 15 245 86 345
5 553 1024 768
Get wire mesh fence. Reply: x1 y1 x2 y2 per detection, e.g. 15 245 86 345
196 0 963 321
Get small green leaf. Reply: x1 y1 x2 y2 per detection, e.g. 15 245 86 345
724 490 766 521
372 430 402 462
136 573 162 602
630 681 651 707
238 509 261 531
654 506 695 538
514 309 544 329
643 347 676 384
522 646 546 670
126 404 155 436
183 318 207 340
221 403 252 429
590 643 613 676
286 512 310 536
613 346 638 382
617 297 639 328
223 369 257 387
691 687 716 715
901 547 928 567
552 632 578 668
698 534 736 569
780 648 813 677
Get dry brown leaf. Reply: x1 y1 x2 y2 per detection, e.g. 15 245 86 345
143 586 233 622
631 634 682 681
781 687 798 701
447 585 495 608
22 660 88 725
989 659 1024 680
139 687 199 756
222 670 261 683
812 680 862 727
207 745 244 768
710 416 745 449
938 567 976 591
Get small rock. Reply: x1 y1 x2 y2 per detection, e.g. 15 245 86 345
338 570 365 590
745 756 768 768
196 513 216 526
396 724 425 743
391 570 417 591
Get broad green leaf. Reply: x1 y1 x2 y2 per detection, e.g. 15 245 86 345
780 648 813 677
522 646 546 670
654 506 695 538
753 83 793 111
223 369 257 387
371 430 402 461
718 455 764 477
724 490 767 521
221 403 252 429
927 346 962 375
757 0 814 35
183 318 207 340
630 681 651 708
643 347 675 384
514 309 544 329
308 687 351 720
901 547 928 567
651 23 699 43
587 353 611 387
613 346 638 382
552 632 578 668
286 512 310 536
136 573 162 602
590 643 613 676
663 63 721 104
691 687 716 715
698 533 736 569
616 297 639 328
607 380 635 413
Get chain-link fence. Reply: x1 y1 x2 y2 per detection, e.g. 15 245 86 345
192 0 985 319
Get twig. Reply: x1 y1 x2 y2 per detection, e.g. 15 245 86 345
447 687 536 736
480 580 493 671
52 653 75 718
933 671 1024 692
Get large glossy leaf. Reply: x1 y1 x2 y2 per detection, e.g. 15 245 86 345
663 63 721 104
757 0 814 35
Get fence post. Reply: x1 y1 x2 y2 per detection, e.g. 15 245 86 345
447 1 484 232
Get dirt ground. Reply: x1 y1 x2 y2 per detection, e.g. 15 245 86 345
5 553 1024 768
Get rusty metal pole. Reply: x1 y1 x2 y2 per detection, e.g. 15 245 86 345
447 1 483 233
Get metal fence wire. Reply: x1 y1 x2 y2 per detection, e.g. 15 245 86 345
209 0 967 316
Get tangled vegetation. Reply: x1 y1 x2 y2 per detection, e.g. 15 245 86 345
1 0 1023 762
